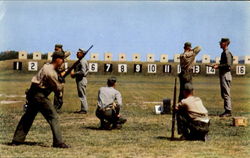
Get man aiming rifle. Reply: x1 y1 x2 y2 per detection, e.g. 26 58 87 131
70 47 92 114
54 45 93 113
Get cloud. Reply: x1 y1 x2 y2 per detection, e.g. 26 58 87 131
0 1 6 21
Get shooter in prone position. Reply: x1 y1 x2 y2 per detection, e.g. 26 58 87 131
11 51 70 148
95 77 127 130
176 83 210 141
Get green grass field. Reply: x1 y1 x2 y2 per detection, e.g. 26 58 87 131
0 69 250 158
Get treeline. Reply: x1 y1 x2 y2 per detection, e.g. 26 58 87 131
0 51 48 61
0 51 18 61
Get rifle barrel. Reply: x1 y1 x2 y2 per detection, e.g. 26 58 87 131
62 45 93 78
171 77 177 139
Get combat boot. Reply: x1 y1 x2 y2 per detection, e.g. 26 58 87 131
219 110 232 117
53 142 70 148
10 140 23 146
74 110 87 114
99 121 111 130
117 117 127 124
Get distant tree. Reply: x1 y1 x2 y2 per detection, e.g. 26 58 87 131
42 54 48 60
27 53 33 59
0 51 18 61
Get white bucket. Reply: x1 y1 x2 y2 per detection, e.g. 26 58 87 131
154 105 162 114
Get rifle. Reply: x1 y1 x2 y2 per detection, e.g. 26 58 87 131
62 45 93 78
171 77 177 140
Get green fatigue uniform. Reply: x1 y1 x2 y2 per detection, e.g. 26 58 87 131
53 51 71 112
95 86 126 129
179 45 201 102
53 65 65 111
177 96 210 141
73 58 89 112
219 48 233 113
12 63 65 146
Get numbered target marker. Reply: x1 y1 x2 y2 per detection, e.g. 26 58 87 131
236 65 246 75
163 65 171 73
104 64 113 72
192 65 200 74
134 64 142 73
177 65 181 74
28 61 38 71
206 66 215 74
89 63 98 72
13 61 22 70
118 64 127 73
148 64 157 73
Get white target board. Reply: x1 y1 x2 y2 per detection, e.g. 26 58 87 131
89 63 98 72
236 65 246 75
118 64 127 73
28 61 38 71
148 64 157 73
206 66 215 74
192 65 200 74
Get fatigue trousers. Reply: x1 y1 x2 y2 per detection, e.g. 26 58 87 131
219 72 232 111
12 92 63 145
177 109 209 140
178 70 193 102
76 80 88 112
95 106 120 127
54 87 64 112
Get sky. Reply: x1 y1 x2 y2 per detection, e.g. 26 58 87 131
0 1 249 60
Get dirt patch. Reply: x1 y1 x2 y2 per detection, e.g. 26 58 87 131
0 100 23 104
0 93 25 98
143 101 162 104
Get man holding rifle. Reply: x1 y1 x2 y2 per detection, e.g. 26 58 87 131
71 49 89 114
53 44 70 112
11 51 70 148
176 83 210 141
179 42 201 102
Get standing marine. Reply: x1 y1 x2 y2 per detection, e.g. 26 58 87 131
11 51 70 148
96 77 127 130
179 42 201 102
53 44 70 112
213 38 233 117
71 49 89 114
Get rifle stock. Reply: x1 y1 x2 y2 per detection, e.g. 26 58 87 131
62 45 93 78
171 77 177 140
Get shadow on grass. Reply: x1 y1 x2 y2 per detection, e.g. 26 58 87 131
84 126 101 130
83 126 123 131
4 141 49 147
156 136 182 141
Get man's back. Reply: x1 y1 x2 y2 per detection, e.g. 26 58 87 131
180 46 201 70
180 96 208 121
98 87 122 108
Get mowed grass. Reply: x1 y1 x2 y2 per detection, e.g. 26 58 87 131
0 71 249 158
